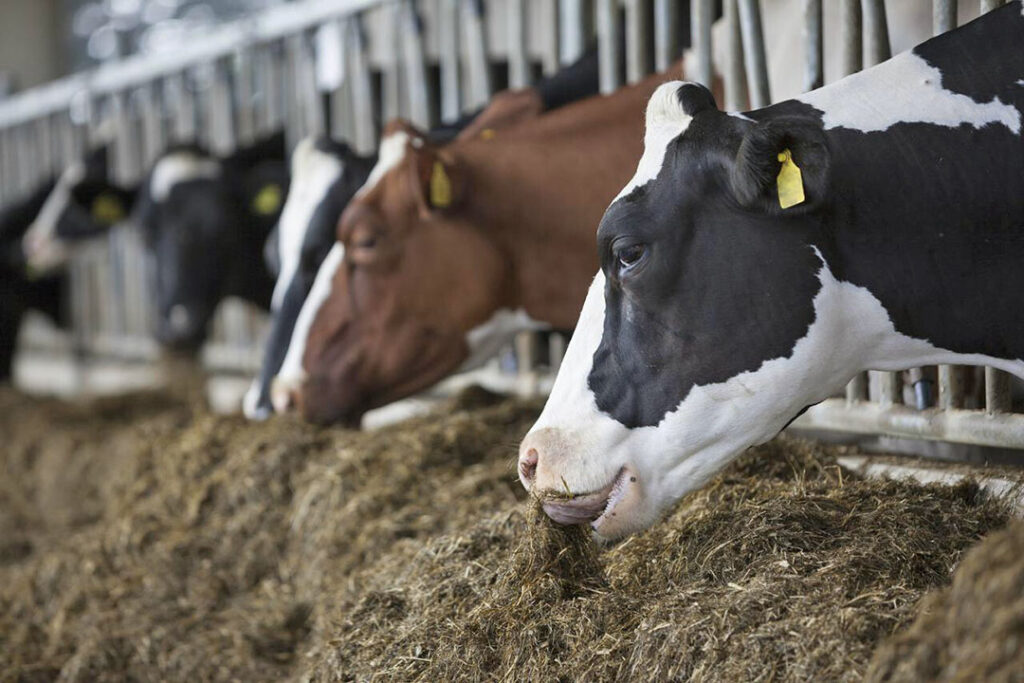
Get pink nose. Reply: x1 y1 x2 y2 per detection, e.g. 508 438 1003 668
270 377 301 414
519 448 538 487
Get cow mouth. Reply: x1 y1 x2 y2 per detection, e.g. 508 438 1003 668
541 467 632 528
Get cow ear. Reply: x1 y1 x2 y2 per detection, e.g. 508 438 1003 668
409 143 463 216
729 117 830 215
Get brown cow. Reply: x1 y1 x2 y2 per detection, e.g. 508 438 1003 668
274 68 689 425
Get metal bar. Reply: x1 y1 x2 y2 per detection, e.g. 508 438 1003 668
400 0 432 128
794 399 1024 450
724 0 746 111
938 365 960 410
164 72 196 144
438 0 462 122
541 0 560 76
209 57 237 155
0 0 388 130
802 0 823 91
691 0 714 89
381 3 403 121
986 368 1012 415
507 0 532 88
840 0 863 77
654 0 680 73
233 48 256 146
845 373 867 404
980 0 1004 12
597 0 622 94
625 0 652 84
462 0 493 110
861 0 891 67
559 0 586 66
933 0 957 34
869 370 901 408
737 0 771 107
346 16 376 154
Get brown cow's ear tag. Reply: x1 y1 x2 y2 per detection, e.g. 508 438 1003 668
91 193 125 225
251 184 283 216
430 161 452 209
776 148 805 209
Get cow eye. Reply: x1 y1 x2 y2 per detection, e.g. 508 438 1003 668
615 243 646 271
354 234 377 250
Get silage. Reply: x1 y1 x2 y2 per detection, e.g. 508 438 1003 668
0 386 1014 682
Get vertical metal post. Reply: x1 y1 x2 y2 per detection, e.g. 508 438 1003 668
381 4 403 122
438 0 462 122
597 0 622 94
691 0 714 89
507 0 532 88
347 16 376 155
980 0 1004 12
938 365 959 410
401 0 432 128
165 71 196 144
724 0 746 111
845 373 867 404
462 0 493 110
869 370 901 408
985 368 1012 414
654 0 680 73
559 0 586 66
861 0 891 67
208 57 237 155
624 0 651 83
737 0 771 107
802 0 823 91
540 0 560 75
933 0 957 34
840 0 863 77
233 48 256 147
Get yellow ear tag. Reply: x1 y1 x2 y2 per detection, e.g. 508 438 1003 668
480 128 496 141
252 184 283 216
430 161 452 208
776 148 805 210
91 193 125 225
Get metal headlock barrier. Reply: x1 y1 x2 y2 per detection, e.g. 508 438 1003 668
1 0 1021 452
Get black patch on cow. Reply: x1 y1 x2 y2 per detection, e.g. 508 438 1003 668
588 2 1024 429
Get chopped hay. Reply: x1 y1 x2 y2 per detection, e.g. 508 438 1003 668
0 386 1013 682
866 519 1024 682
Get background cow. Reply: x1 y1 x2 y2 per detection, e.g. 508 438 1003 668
134 132 288 351
519 2 1024 539
271 69 689 425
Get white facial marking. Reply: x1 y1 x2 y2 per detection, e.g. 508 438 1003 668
798 50 1022 134
150 152 221 202
270 131 411 412
614 82 694 202
22 162 85 272
460 308 550 373
529 252 1024 537
273 242 345 405
272 138 344 310
357 131 410 198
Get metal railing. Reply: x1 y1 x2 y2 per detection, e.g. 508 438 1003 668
1 0 1021 452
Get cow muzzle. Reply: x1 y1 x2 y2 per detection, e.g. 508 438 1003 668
519 429 644 536
270 373 303 414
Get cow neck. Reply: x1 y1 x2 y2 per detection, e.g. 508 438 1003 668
449 71 668 329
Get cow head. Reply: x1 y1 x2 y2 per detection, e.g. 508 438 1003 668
22 145 133 274
243 136 375 420
273 122 527 425
137 150 226 351
519 82 846 539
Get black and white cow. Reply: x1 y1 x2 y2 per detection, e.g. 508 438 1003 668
135 132 288 350
243 136 376 419
519 2 1024 539
0 184 70 381
21 145 136 274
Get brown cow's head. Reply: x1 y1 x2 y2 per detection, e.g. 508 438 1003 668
274 121 527 425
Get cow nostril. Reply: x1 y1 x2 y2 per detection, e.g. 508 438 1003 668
519 448 538 484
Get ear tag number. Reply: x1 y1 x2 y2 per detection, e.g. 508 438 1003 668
430 161 452 208
92 193 125 225
776 148 805 210
252 184 283 216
